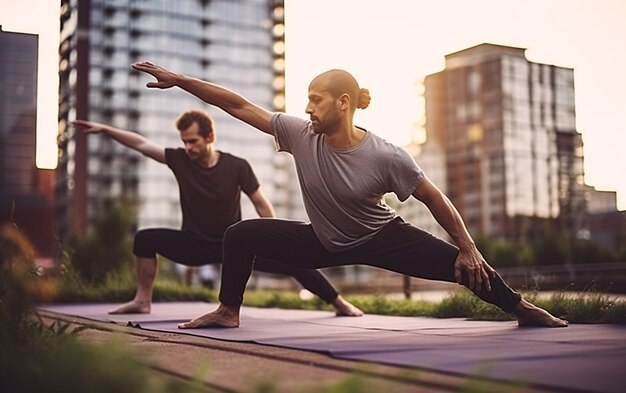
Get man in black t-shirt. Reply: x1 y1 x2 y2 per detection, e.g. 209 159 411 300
73 110 362 316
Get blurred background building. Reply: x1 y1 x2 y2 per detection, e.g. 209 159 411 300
395 43 588 246
55 0 297 239
0 26 55 263
586 185 626 251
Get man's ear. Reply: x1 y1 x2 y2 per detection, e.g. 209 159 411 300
207 132 216 143
338 93 350 111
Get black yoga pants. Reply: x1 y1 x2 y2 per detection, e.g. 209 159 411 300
132 228 339 303
220 217 522 311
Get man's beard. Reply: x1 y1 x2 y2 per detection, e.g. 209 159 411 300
310 116 323 134
311 114 339 135
311 123 325 134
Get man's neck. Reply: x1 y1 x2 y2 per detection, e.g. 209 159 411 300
198 147 220 167
325 124 366 149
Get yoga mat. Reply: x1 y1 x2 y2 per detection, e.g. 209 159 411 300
40 302 626 393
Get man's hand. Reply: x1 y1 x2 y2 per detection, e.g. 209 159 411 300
454 247 496 293
72 119 108 134
131 61 178 89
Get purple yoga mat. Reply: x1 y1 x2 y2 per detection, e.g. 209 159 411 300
40 302 626 393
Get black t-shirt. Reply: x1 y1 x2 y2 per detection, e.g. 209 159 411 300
165 148 260 239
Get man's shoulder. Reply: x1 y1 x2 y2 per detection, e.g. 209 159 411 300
219 151 251 168
166 147 186 155
165 148 187 164
366 131 403 153
273 112 310 131
219 151 242 161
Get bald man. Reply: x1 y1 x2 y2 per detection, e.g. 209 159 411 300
131 61 568 330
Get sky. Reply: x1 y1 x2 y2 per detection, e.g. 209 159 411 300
1 0 625 210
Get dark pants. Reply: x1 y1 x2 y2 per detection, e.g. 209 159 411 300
220 217 522 312
132 228 339 303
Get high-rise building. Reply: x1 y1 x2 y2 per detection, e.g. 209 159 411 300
56 0 287 237
404 43 586 244
0 26 55 259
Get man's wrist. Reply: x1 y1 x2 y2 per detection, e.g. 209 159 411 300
457 241 477 253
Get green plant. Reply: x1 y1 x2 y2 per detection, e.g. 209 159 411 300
64 199 136 284
0 221 214 393
1 223 60 342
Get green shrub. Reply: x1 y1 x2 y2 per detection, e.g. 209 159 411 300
532 234 569 266
64 200 136 285
1 222 210 393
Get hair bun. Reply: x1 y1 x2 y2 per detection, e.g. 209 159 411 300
357 88 371 109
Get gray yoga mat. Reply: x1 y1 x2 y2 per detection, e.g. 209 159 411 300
40 302 626 393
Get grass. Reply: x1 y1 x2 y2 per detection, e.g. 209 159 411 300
48 235 626 324
538 291 626 324
51 274 626 324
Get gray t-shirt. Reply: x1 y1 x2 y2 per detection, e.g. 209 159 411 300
271 113 425 252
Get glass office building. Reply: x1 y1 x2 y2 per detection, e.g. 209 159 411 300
0 27 39 200
0 26 55 258
404 43 586 243
57 0 286 236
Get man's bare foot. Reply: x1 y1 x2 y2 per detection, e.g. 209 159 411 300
514 299 568 327
332 295 364 317
108 300 151 314
178 303 240 329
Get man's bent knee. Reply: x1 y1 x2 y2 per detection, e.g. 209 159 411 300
224 219 263 244
133 229 160 258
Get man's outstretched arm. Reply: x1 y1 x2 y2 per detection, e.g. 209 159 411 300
411 177 496 293
131 62 274 135
73 120 166 163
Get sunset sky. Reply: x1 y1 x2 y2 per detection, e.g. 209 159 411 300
2 0 625 209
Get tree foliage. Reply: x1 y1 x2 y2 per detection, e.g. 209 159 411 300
476 233 619 266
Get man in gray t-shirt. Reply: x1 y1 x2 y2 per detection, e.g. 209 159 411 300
132 61 568 330
273 112 424 252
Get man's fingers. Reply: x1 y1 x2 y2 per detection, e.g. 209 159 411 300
475 271 482 292
468 271 476 292
131 62 175 89
146 81 175 89
481 268 492 292
72 120 91 131
132 61 151 69
132 62 159 73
